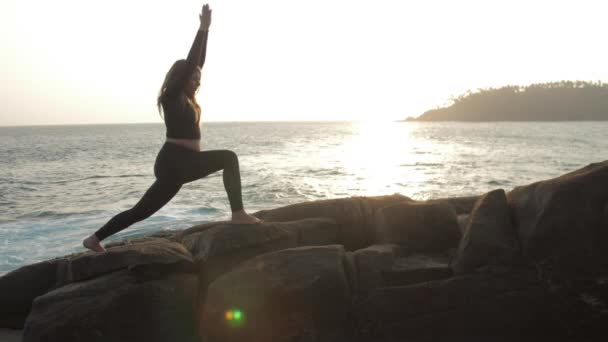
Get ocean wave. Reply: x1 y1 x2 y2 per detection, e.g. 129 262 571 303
184 207 221 215
50 174 149 185
293 167 346 176
0 174 149 186
16 209 106 220
399 162 444 167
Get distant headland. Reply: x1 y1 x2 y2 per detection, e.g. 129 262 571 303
405 81 608 121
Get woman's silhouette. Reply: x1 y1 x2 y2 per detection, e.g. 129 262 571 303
83 3 261 253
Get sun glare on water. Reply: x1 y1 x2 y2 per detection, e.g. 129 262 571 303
340 121 434 197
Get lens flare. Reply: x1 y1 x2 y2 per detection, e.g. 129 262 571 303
225 309 244 324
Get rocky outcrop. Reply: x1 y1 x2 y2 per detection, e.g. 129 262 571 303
508 160 608 280
0 260 61 328
56 238 194 286
452 189 520 274
3 162 608 340
23 269 199 342
202 245 352 342
352 244 402 294
374 200 461 252
356 270 555 340
254 194 412 250
180 218 337 282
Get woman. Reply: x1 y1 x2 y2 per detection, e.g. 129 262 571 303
83 3 261 253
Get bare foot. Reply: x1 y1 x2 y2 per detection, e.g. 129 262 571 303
230 210 263 224
83 234 106 253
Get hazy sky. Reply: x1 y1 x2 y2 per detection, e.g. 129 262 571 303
1 0 607 126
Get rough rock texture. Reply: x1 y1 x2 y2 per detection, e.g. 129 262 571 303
254 194 412 250
202 245 352 342
0 238 193 330
56 238 194 286
508 161 608 279
428 194 481 215
356 270 557 341
374 200 461 252
456 214 469 233
23 269 199 342
383 253 453 287
180 221 299 282
0 260 61 328
352 244 402 295
452 189 520 274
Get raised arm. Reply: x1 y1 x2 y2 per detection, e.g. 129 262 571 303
187 4 212 69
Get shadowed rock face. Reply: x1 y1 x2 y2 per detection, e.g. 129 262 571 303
0 238 193 329
179 218 338 283
356 270 557 341
428 195 481 215
23 269 199 342
58 238 194 286
452 189 520 274
374 200 461 252
508 161 608 279
0 260 60 329
202 245 351 342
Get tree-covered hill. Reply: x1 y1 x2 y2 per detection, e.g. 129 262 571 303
409 81 608 121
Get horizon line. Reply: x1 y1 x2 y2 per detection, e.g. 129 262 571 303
0 119 402 128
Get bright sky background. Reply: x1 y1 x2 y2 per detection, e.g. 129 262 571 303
1 0 607 126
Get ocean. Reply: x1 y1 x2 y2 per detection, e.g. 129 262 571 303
1 121 606 275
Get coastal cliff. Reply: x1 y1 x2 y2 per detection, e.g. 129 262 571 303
1 161 608 341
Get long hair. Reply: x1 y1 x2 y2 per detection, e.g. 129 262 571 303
157 59 201 119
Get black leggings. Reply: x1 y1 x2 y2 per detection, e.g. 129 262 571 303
94 142 244 241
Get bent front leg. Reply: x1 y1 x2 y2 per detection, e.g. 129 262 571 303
184 149 245 213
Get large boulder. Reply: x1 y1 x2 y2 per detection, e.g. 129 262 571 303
202 245 352 342
352 244 402 295
352 245 453 296
56 238 194 286
382 253 453 287
356 270 556 341
452 189 520 274
0 238 194 329
428 194 482 215
180 221 299 282
0 260 61 328
254 194 412 250
23 268 199 342
507 161 608 279
374 200 461 252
